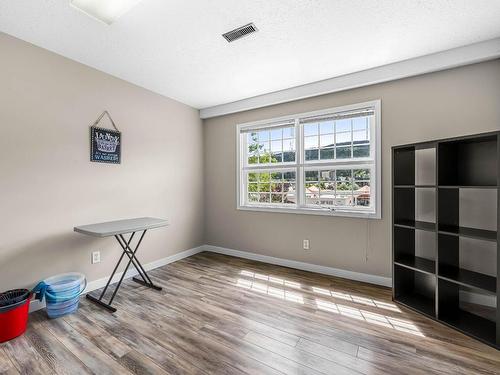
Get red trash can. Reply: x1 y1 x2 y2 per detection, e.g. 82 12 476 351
0 289 31 343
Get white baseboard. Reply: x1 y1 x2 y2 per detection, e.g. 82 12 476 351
204 245 392 287
29 246 205 313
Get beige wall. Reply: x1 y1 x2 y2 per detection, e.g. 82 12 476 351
0 33 204 291
203 60 500 278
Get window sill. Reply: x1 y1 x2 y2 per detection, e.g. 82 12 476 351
237 205 381 219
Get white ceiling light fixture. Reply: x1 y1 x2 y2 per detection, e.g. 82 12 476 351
70 0 143 25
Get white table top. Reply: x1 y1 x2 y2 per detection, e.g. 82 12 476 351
74 217 168 237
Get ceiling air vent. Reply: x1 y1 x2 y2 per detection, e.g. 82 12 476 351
222 23 258 43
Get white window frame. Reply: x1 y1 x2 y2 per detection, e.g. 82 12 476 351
236 100 381 219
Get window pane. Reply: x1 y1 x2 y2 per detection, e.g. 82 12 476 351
335 169 354 207
305 182 319 190
271 172 282 181
336 169 354 207
271 140 282 152
248 193 259 202
319 186 336 207
258 172 270 181
335 131 351 146
336 169 352 187
284 184 296 204
248 141 259 154
247 131 260 164
259 193 270 203
283 127 295 139
271 183 283 192
320 134 334 148
354 169 371 206
320 148 334 160
335 189 354 207
248 172 258 182
271 140 282 163
304 136 318 149
305 149 318 161
248 183 258 192
336 119 351 133
283 139 295 151
271 194 283 203
319 121 334 134
353 129 369 143
247 132 258 143
245 126 296 166
305 170 319 181
354 169 370 181
283 139 295 162
284 171 296 181
270 128 282 140
259 142 270 153
322 180 335 190
336 146 352 159
352 116 368 131
283 151 295 162
259 153 273 164
305 182 320 205
302 168 372 208
320 170 335 181
353 144 370 158
258 183 270 192
248 153 258 164
355 192 370 207
246 169 296 206
258 131 270 142
304 123 318 136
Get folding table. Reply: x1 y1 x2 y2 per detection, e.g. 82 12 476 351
74 217 168 312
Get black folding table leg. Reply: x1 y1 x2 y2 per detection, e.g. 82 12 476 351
86 230 148 312
115 234 149 284
116 233 162 291
107 231 146 306
86 294 117 313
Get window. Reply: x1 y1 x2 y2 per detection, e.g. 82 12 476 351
237 100 381 218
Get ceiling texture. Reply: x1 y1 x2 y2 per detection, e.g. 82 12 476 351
1 0 500 110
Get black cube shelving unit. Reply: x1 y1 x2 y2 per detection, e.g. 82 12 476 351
392 132 499 349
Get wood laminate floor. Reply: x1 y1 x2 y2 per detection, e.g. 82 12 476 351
1 252 499 374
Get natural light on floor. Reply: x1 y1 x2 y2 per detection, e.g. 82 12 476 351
236 278 305 303
311 286 401 312
240 270 301 288
237 270 424 337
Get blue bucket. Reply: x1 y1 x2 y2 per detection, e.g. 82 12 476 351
33 273 86 319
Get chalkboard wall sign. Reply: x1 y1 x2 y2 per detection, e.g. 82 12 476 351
90 111 121 164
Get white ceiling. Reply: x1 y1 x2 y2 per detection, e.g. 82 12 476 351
1 0 500 109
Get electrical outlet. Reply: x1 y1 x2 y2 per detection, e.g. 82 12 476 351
91 251 101 264
303 239 310 250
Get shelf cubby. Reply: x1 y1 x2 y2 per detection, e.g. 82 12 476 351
394 265 436 317
394 226 435 274
438 226 497 242
393 131 499 350
438 233 497 293
438 135 498 187
438 279 497 347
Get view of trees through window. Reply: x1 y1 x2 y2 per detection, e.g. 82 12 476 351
239 104 378 215
247 126 295 165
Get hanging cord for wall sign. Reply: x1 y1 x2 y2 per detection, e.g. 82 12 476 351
91 110 120 131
